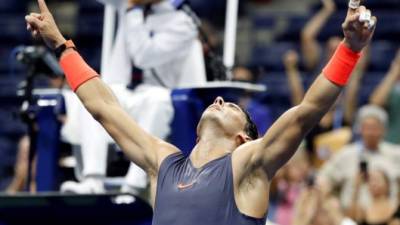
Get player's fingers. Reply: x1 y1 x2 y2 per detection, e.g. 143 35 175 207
30 12 43 20
30 13 41 18
357 6 367 15
347 6 365 29
342 12 360 30
359 9 371 29
25 15 43 30
348 0 361 13
31 29 40 39
359 9 371 23
348 12 361 23
37 0 50 13
368 16 377 31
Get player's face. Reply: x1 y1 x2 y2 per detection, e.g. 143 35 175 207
199 97 248 138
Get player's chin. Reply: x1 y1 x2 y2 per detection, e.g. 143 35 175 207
201 109 223 122
202 109 217 117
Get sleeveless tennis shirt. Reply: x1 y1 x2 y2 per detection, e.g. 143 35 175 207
152 152 266 225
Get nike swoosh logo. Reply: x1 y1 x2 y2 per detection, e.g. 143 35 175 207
177 181 195 190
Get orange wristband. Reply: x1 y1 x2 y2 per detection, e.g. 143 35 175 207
322 42 361 86
59 50 99 92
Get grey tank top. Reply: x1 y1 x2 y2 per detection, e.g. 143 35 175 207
152 152 266 225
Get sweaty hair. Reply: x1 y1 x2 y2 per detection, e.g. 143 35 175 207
240 107 259 140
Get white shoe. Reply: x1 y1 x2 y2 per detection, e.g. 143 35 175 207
60 178 105 194
120 183 141 195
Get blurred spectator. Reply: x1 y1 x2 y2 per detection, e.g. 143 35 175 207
232 66 273 135
348 169 397 225
370 49 400 144
273 147 311 225
5 136 30 194
317 105 400 210
283 50 304 106
293 187 356 225
301 0 337 72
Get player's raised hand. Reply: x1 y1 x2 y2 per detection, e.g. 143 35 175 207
25 0 66 49
342 0 377 52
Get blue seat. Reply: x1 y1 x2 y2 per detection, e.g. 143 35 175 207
190 0 228 21
358 72 386 104
369 41 398 72
319 12 347 40
250 42 297 71
373 11 400 41
256 72 294 118
76 14 104 39
0 15 30 42
0 0 26 13
277 15 308 42
333 0 400 10
252 15 277 29
170 89 204 155
78 0 103 13
0 107 26 136
78 47 102 71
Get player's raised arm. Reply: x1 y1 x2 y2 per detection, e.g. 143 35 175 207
236 1 377 179
25 0 179 176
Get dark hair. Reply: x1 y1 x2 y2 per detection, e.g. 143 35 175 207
241 107 259 140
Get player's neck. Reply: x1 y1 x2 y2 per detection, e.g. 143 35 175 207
190 130 236 168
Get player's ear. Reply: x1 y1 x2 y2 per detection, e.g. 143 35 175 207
235 133 251 146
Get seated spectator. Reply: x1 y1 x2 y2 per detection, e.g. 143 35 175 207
5 136 31 194
293 186 356 225
273 147 311 225
370 49 400 144
348 168 397 225
317 105 400 210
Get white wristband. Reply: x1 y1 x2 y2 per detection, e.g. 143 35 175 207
348 0 361 9
359 10 371 22
368 19 375 29
359 10 375 29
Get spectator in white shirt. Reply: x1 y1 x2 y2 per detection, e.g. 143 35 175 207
317 105 400 210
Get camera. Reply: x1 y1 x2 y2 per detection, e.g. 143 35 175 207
16 46 63 78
